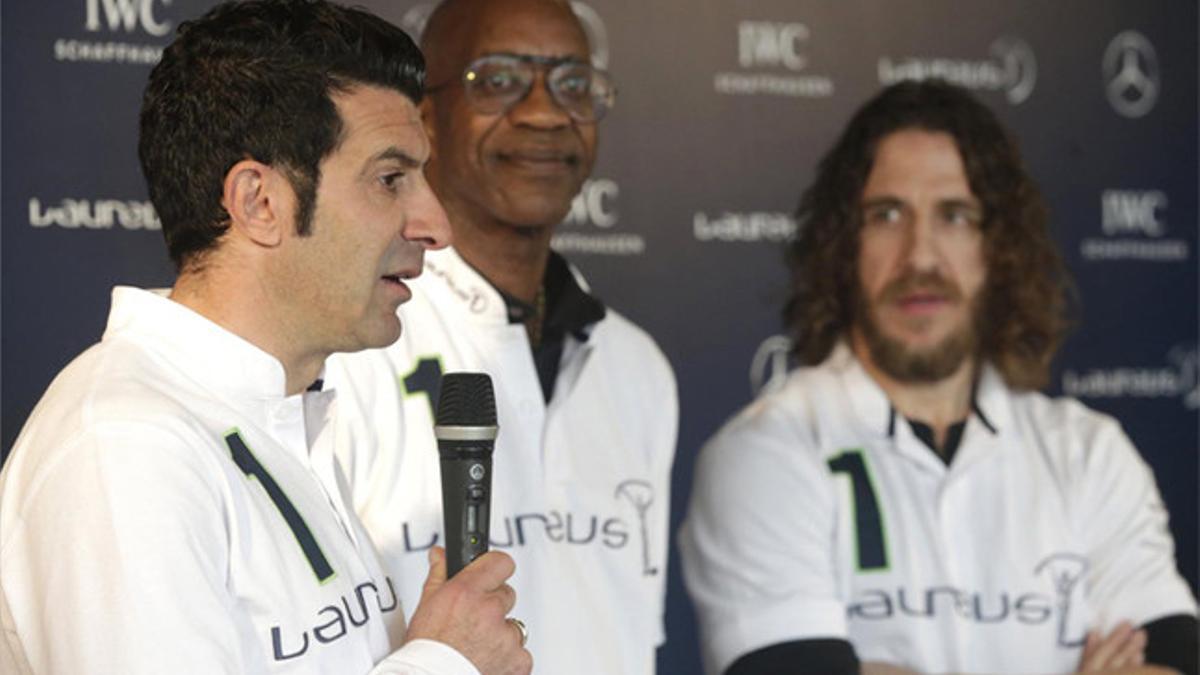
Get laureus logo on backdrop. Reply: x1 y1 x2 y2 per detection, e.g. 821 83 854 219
1103 31 1159 119
28 197 161 231
55 0 174 64
1079 189 1188 262
714 20 835 98
693 211 796 244
879 36 1036 105
400 1 608 68
1062 344 1199 409
552 178 646 256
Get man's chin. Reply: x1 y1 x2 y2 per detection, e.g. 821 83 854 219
489 177 583 223
865 331 974 384
495 200 575 230
341 319 402 355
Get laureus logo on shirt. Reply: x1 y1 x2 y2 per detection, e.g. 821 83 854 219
424 259 490 314
271 577 401 661
615 479 658 576
1034 552 1088 647
399 479 659 576
849 552 1088 647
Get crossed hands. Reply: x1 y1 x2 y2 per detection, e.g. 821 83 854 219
863 622 1176 675
405 547 532 675
1076 621 1175 673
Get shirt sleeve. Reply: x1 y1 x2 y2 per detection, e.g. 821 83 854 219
0 424 261 675
1077 416 1198 630
679 404 848 675
1143 614 1199 675
648 355 679 647
369 639 480 675
725 638 860 675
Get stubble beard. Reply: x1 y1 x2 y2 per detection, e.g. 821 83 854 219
855 271 981 383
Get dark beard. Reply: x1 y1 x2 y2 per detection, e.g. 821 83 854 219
856 271 979 383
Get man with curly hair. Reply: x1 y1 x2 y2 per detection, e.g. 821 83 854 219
680 81 1197 675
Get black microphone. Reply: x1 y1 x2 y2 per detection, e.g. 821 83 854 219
434 372 498 577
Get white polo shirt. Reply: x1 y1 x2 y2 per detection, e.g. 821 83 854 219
0 287 476 675
680 343 1196 675
327 246 678 675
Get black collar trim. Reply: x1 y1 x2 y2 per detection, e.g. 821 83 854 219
883 379 999 438
495 251 606 341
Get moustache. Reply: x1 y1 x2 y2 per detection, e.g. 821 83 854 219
877 270 963 304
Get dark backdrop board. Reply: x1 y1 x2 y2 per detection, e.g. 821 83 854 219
2 2 1195 674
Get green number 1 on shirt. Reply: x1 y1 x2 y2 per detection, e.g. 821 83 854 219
402 356 444 418
827 449 890 572
225 430 335 584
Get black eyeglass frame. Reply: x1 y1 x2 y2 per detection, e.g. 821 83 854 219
426 52 617 123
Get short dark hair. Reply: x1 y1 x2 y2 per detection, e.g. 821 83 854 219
139 0 425 270
784 80 1074 390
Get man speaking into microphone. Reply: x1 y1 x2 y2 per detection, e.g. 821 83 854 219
0 1 529 673
327 1 678 673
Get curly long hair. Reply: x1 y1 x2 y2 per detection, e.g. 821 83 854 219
783 80 1073 390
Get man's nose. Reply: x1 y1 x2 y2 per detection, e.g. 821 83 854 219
402 177 452 251
903 212 941 272
507 73 572 129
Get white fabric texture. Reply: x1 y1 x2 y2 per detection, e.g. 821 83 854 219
680 343 1196 675
0 287 478 675
328 246 678 675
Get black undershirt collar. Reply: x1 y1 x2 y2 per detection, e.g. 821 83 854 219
886 391 998 466
495 251 606 403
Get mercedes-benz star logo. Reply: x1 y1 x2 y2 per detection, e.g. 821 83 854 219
399 3 436 40
569 1 609 69
991 36 1037 105
749 334 793 396
1103 31 1159 118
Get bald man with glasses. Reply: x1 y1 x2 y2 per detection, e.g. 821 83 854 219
326 1 678 674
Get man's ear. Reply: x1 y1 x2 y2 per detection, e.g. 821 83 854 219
220 159 291 248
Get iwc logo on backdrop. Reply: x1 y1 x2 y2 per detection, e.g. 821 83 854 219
879 36 1036 105
55 0 175 65
552 178 646 256
28 197 161 231
1103 31 1159 119
693 211 797 244
1079 189 1188 262
713 20 835 98
1062 344 1198 409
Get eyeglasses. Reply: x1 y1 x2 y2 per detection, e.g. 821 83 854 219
428 53 616 123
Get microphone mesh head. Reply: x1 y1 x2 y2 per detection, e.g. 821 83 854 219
435 372 497 427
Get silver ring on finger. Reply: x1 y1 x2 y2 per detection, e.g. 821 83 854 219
506 617 529 647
